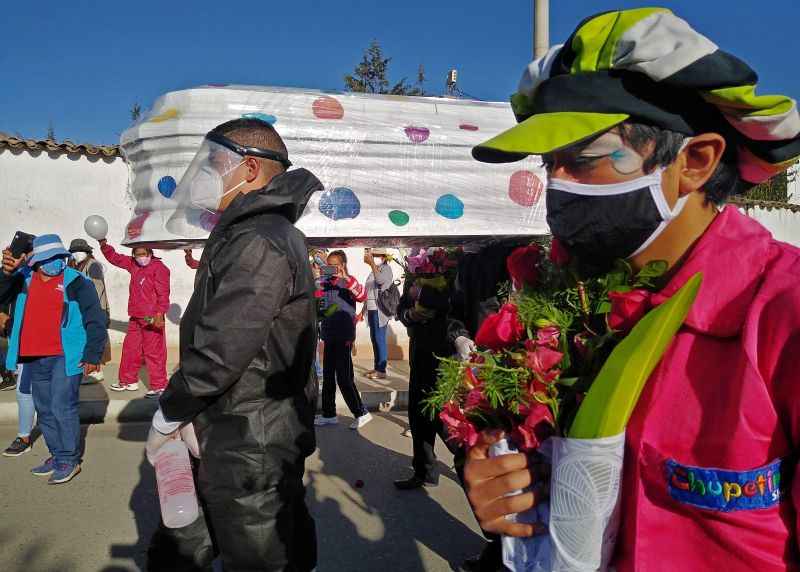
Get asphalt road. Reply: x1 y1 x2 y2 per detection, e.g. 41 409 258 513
0 413 486 572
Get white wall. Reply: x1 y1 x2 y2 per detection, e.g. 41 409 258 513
0 149 408 359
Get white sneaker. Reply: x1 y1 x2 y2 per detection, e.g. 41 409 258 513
314 415 338 426
87 370 105 381
350 413 373 430
109 382 139 392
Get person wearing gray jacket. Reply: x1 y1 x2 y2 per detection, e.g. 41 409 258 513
360 248 393 379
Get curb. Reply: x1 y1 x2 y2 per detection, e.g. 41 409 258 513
0 388 409 426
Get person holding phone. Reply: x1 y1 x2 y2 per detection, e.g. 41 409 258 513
0 234 106 483
314 250 373 429
361 247 393 380
99 240 170 398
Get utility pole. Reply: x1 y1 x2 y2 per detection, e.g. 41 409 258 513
534 0 550 59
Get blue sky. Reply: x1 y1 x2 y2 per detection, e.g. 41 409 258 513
2 0 798 145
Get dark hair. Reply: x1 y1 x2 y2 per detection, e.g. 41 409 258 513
132 246 152 256
328 250 347 264
210 118 288 170
618 122 746 205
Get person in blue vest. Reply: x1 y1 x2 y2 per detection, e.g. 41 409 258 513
0 234 107 484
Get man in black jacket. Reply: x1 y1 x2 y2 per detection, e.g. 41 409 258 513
146 118 322 571
394 267 452 490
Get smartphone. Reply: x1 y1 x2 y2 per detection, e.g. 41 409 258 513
320 265 338 277
9 231 34 258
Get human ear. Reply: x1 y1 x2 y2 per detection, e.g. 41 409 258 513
677 133 726 197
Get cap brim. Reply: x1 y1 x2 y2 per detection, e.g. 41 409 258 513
472 112 630 163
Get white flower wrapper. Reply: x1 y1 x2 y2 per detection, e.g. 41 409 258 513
489 431 625 571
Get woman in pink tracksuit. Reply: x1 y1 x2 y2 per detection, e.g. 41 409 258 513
99 240 170 398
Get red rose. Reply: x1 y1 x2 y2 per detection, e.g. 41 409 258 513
465 387 491 412
512 402 555 452
440 402 479 448
535 326 560 349
507 245 542 290
549 238 571 267
525 345 563 375
475 304 525 351
608 289 652 332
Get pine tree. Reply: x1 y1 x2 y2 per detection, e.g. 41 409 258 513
344 41 426 96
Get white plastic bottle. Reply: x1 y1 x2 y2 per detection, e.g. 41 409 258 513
153 439 200 528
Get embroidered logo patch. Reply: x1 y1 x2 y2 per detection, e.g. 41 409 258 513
665 458 783 512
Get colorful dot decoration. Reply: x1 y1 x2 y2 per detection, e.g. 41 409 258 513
435 194 464 219
388 210 410 226
404 126 430 144
459 124 479 131
157 176 177 198
242 112 277 125
508 170 544 207
149 108 179 123
319 187 361 220
125 212 150 240
312 96 344 120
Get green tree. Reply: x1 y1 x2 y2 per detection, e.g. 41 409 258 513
131 103 142 122
344 41 426 96
46 121 55 141
745 169 794 202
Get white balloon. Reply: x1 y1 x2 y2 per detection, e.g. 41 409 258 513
84 215 109 241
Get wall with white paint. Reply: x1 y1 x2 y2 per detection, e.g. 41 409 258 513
0 147 409 360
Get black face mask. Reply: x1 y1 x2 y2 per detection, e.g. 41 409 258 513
545 169 686 275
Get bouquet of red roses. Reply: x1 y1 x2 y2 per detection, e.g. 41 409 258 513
424 241 701 571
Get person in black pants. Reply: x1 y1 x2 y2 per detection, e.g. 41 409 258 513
315 250 373 430
394 272 452 489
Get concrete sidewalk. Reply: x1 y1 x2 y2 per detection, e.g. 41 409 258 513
0 359 410 425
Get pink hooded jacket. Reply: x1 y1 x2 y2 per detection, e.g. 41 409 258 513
101 243 170 319
615 207 800 571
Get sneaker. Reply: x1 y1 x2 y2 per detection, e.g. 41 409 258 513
88 370 105 382
366 371 387 380
145 390 164 399
3 436 32 457
0 376 16 391
314 415 338 426
48 462 81 485
109 382 139 392
31 457 56 476
350 412 373 430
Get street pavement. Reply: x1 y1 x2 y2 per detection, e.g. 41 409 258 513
0 413 486 572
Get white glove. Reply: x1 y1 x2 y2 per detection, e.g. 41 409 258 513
145 408 181 465
180 423 201 459
454 336 476 361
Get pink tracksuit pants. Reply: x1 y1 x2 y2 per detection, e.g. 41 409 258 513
118 318 168 390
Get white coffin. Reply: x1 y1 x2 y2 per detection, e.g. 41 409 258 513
119 85 548 248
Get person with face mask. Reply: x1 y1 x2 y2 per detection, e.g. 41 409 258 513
145 118 321 571
68 238 111 383
463 7 800 571
0 234 107 484
98 241 170 397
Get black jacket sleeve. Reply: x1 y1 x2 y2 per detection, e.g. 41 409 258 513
74 277 108 365
160 234 293 422
0 270 24 307
446 270 470 347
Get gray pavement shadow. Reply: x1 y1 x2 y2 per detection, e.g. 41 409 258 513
309 417 483 571
103 417 159 571
0 526 78 572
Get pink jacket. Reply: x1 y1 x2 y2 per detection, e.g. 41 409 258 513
615 207 800 571
101 243 170 319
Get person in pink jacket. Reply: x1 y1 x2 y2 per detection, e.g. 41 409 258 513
461 8 800 572
99 240 170 398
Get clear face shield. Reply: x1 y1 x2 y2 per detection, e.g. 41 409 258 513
165 132 292 238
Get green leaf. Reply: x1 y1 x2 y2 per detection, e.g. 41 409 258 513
634 260 669 288
569 273 702 439
556 377 579 387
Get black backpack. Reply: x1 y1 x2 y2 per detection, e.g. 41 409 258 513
376 280 401 319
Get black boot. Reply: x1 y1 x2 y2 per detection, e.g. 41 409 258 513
393 473 439 490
